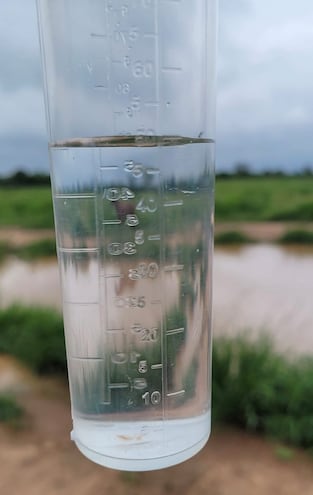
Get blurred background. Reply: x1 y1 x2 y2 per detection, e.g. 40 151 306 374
0 0 313 494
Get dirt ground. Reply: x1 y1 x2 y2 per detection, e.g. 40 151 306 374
1 226 313 495
2 365 313 495
0 228 55 247
215 221 313 242
1 222 313 247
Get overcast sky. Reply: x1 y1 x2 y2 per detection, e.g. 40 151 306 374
0 0 312 175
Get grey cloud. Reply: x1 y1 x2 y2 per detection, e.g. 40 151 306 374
0 133 48 176
217 123 313 172
0 0 42 91
1 0 313 175
0 44 41 92
216 0 313 170
219 0 252 17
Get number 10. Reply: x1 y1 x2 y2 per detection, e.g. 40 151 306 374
142 391 161 406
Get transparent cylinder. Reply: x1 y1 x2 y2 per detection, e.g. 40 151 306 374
36 0 217 471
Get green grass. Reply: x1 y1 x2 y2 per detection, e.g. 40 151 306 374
274 446 295 461
0 242 11 262
0 305 66 374
0 178 313 231
3 304 313 450
0 239 56 262
0 395 24 424
16 239 56 259
215 231 254 245
0 187 54 229
212 336 313 448
278 230 313 245
119 472 140 484
215 177 313 221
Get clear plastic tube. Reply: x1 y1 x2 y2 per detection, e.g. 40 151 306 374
36 0 217 471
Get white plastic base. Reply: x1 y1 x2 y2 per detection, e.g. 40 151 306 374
71 412 211 471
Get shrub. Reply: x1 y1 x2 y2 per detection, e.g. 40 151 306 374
0 242 11 262
0 305 66 374
212 336 313 449
215 231 253 245
16 239 56 259
278 230 313 245
268 202 313 221
0 395 24 423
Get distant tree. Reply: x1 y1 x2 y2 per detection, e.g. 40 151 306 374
0 170 50 186
299 166 313 177
216 171 232 179
11 171 30 185
263 169 286 177
233 162 252 177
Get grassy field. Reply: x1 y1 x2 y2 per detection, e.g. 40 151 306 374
0 239 56 262
0 177 312 229
215 176 313 221
2 304 313 449
0 186 54 229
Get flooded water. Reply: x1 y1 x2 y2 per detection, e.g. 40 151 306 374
0 257 61 310
213 245 313 355
1 245 313 354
